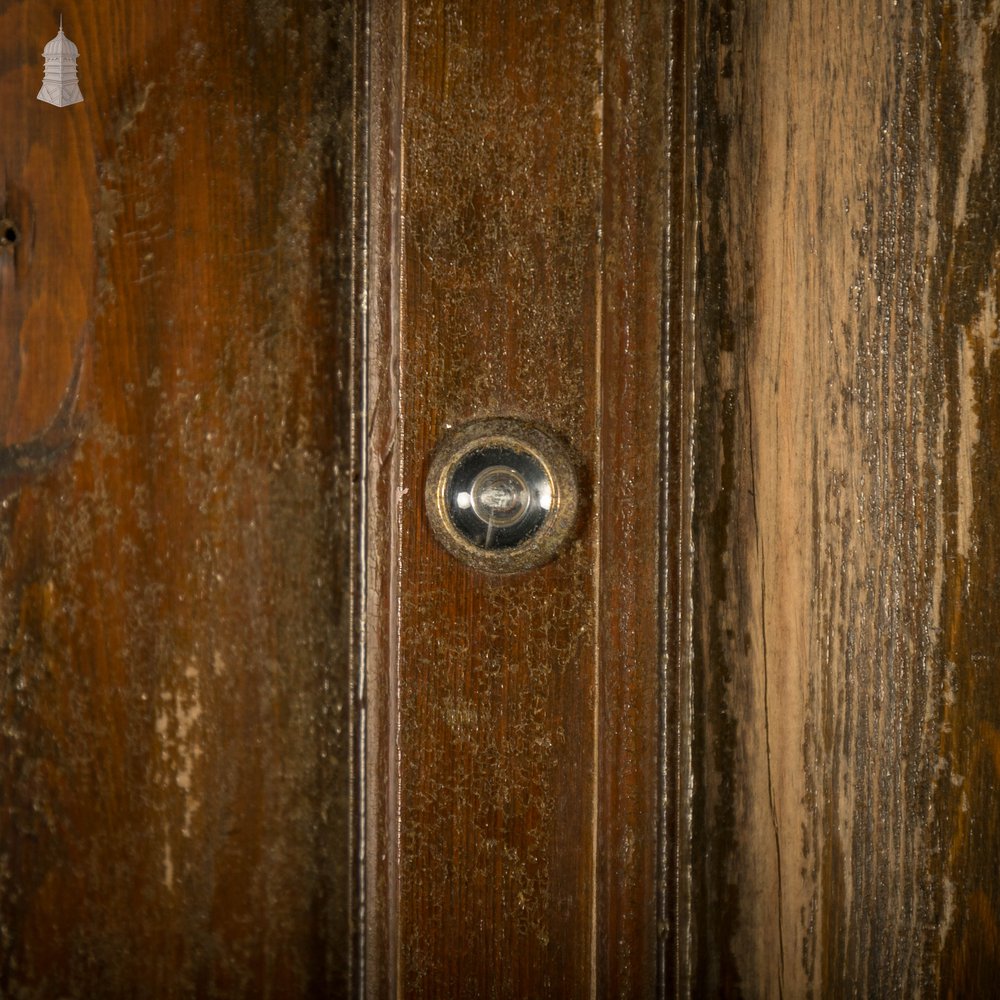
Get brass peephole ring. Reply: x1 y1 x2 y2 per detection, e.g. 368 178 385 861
424 419 580 574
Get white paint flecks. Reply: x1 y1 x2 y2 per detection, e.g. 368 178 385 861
957 285 999 559
156 659 204 840
940 876 956 946
163 840 174 892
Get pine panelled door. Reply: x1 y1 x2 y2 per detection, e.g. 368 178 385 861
1 1 999 997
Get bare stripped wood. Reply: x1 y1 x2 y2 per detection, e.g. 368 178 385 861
0 2 359 995
687 0 1000 995
366 0 671 994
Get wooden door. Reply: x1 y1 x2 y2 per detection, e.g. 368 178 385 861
4 1 1000 998
0 2 361 996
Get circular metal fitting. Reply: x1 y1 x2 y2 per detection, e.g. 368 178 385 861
424 419 579 574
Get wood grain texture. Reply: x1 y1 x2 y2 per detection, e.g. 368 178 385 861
365 0 670 995
687 0 1000 995
0 2 360 996
597 2 670 996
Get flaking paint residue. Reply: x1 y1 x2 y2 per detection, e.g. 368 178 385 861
953 1 1000 230
691 0 1000 995
156 657 203 838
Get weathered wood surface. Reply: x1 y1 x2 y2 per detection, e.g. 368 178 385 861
687 0 1000 996
365 0 670 995
0 2 359 996
8 0 999 996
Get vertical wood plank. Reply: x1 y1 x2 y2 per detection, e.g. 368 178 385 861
366 0 672 994
399 3 602 991
0 2 359 996
688 0 1000 995
597 0 670 995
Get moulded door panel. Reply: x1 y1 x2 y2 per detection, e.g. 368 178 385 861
365 1 1000 997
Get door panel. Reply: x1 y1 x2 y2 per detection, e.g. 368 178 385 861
364 0 672 995
5 0 1000 997
687 0 1000 995
0 3 359 996
364 0 670 994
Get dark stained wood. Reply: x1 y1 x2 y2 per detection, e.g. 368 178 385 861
397 0 603 989
0 2 361 996
11 0 1000 995
687 0 1000 995
597 1 671 996
365 0 671 994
